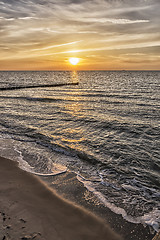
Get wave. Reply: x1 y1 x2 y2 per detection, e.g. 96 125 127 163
77 175 160 232
0 70 159 234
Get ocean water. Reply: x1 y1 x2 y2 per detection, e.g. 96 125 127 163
0 71 159 232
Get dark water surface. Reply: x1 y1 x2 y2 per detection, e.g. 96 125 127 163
0 71 159 231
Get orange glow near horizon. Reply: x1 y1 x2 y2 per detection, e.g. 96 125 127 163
0 1 159 71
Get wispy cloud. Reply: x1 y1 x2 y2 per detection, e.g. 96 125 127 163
63 41 160 54
0 17 15 21
0 0 159 70
77 17 150 24
18 17 38 20
30 40 83 52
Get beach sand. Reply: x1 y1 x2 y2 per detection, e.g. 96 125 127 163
0 156 122 240
42 172 156 240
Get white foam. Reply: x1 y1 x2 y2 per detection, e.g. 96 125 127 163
14 145 67 176
0 135 67 177
14 144 35 172
33 163 67 176
77 174 160 232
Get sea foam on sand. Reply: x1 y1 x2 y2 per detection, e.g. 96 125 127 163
0 156 122 240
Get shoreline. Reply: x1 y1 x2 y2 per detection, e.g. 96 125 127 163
42 171 156 240
0 156 156 240
0 156 122 240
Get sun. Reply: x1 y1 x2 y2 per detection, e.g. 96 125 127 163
69 57 79 65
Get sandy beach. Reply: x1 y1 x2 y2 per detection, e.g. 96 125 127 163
0 156 122 240
42 171 156 240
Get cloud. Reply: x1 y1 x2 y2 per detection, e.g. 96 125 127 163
0 0 160 70
62 41 160 54
29 40 83 52
0 17 15 21
18 17 38 20
76 17 150 24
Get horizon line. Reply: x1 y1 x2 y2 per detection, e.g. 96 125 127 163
0 69 160 72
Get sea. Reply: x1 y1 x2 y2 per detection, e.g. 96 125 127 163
0 71 159 232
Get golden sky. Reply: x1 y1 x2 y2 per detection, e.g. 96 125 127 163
0 0 160 70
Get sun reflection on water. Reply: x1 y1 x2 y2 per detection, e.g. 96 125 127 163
70 70 79 84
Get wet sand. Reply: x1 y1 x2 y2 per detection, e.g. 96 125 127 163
42 171 156 240
0 156 122 240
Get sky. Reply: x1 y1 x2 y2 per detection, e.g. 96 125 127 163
0 0 160 70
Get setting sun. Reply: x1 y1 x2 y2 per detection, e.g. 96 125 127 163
69 57 79 65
